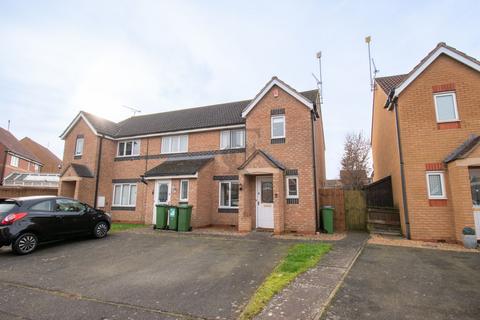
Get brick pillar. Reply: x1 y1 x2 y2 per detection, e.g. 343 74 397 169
273 170 285 234
238 173 252 232
447 163 476 242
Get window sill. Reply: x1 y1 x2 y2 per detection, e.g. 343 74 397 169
74 155 82 160
111 206 136 211
437 121 460 130
218 207 239 213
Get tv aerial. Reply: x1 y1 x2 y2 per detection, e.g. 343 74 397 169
123 105 141 117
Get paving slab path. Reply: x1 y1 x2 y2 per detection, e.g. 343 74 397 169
255 232 369 320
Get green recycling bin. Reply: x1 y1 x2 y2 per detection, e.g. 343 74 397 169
322 206 334 234
155 204 168 229
178 204 193 232
168 206 179 231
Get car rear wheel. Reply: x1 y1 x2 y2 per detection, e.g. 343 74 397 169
12 233 38 255
93 221 109 239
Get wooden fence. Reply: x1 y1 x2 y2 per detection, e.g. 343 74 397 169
319 188 367 232
0 186 58 199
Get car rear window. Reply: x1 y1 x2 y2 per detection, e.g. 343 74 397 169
0 200 18 213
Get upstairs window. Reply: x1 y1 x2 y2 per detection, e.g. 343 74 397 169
34 164 40 173
75 136 84 156
10 155 19 167
161 135 188 154
220 129 245 149
426 172 446 199
434 92 459 123
271 115 285 139
117 140 140 157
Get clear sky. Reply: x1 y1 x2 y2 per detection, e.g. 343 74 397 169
0 0 478 178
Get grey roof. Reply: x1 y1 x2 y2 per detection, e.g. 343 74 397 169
375 74 408 94
144 157 213 177
0 127 42 163
444 135 480 163
61 163 94 178
75 89 318 139
238 149 286 170
82 111 120 136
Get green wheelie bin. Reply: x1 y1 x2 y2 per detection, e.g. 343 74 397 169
178 204 193 232
322 206 334 234
154 204 168 229
168 206 179 231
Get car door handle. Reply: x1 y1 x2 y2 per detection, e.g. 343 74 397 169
55 215 64 219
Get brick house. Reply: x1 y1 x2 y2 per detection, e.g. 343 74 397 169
0 127 43 184
20 137 62 173
59 77 326 234
371 43 480 242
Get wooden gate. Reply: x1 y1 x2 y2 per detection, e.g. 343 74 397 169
344 190 367 231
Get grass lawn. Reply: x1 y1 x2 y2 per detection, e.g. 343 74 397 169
240 242 332 320
110 223 146 232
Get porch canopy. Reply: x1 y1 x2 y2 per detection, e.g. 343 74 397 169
144 156 213 179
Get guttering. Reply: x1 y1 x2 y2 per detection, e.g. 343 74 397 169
393 98 411 239
143 173 198 180
310 110 319 232
115 124 245 141
93 135 104 208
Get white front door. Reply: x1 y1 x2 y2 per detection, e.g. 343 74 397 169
152 180 171 224
474 211 480 240
256 176 274 229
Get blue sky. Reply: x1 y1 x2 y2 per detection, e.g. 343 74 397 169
0 0 479 178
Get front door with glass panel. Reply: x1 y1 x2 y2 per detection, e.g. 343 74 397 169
256 176 274 229
153 180 171 224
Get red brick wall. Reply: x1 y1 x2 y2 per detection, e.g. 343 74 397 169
0 186 58 198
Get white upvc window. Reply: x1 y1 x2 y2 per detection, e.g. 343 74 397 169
112 183 137 207
219 181 239 208
426 172 447 199
34 164 40 173
10 155 19 167
271 115 286 139
180 180 189 202
117 140 140 157
161 135 188 154
220 129 245 150
286 176 299 199
434 92 459 123
75 137 84 156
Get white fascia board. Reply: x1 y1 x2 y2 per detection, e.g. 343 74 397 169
115 124 245 140
59 113 99 140
395 47 480 96
144 173 198 180
7 151 43 166
241 79 313 118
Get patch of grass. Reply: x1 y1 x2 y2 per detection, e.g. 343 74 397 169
110 223 145 233
240 243 331 320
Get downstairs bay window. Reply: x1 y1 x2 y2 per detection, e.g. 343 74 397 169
219 181 239 208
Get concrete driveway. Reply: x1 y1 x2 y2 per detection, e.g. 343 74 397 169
323 244 480 320
0 230 292 320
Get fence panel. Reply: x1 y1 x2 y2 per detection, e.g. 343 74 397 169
318 188 346 232
365 176 394 208
344 190 367 231
0 186 58 199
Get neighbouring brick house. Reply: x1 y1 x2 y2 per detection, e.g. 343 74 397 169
0 127 43 184
371 42 480 242
20 137 62 173
59 77 326 234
